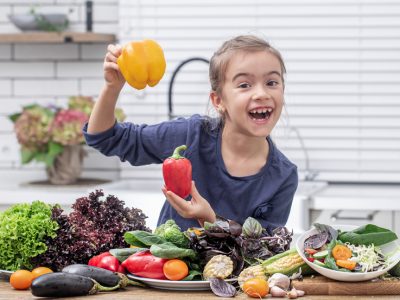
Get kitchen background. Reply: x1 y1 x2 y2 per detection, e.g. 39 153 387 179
0 0 399 232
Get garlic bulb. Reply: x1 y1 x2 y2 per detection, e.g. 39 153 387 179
287 288 298 299
268 273 290 290
270 286 287 297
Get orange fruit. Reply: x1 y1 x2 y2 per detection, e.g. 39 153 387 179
9 270 34 290
242 277 269 298
163 259 189 281
31 267 53 279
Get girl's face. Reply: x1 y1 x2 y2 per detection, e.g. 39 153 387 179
212 50 284 138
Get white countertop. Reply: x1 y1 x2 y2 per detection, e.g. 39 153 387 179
0 179 111 206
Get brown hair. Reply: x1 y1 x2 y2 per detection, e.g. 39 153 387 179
209 35 286 95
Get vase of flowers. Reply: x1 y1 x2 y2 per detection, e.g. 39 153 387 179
9 96 125 185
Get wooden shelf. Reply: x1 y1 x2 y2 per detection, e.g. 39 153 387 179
0 32 116 44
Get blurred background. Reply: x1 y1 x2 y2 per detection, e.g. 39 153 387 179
0 0 399 232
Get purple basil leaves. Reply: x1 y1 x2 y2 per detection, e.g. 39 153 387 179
210 278 237 297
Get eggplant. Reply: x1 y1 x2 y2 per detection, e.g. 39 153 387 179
62 264 121 287
31 272 119 297
62 264 146 288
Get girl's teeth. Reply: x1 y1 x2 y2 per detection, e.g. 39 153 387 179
250 108 272 113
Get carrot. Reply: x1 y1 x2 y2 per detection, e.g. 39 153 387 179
305 248 318 255
332 245 352 261
336 259 357 271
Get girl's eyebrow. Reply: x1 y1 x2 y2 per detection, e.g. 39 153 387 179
232 72 251 82
232 71 281 82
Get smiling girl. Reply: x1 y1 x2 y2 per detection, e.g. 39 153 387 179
84 35 297 231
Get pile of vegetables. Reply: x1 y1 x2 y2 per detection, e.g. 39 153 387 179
186 216 293 276
122 219 199 280
0 190 150 272
303 223 397 272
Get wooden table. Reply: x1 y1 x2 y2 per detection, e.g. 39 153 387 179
0 280 399 300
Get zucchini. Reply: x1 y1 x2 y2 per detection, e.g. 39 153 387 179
313 250 328 259
313 260 326 268
31 272 120 297
261 248 315 276
109 247 147 262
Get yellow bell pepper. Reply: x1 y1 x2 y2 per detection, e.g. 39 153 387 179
117 39 166 90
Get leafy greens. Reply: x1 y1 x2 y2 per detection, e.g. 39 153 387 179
0 201 59 271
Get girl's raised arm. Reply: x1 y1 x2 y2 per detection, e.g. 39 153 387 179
87 44 125 134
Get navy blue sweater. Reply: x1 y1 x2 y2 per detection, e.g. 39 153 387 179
83 115 298 231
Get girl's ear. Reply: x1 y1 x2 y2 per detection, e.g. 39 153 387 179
210 90 222 111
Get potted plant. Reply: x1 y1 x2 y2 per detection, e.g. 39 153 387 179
9 96 125 184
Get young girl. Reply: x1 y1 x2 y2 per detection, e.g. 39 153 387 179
84 35 298 231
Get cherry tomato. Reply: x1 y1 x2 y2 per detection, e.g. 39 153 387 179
31 267 53 279
242 277 269 298
163 259 189 281
10 270 34 290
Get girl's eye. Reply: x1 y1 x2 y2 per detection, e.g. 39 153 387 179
238 83 250 88
267 80 279 86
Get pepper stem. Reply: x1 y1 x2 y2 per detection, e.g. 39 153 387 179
170 145 187 159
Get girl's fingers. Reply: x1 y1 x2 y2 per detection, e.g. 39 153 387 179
105 52 118 63
165 191 194 218
115 44 123 55
107 44 121 56
103 62 120 72
190 181 201 203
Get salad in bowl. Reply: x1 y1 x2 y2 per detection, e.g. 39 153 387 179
296 224 400 282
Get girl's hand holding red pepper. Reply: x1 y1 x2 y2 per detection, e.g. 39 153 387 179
162 181 216 226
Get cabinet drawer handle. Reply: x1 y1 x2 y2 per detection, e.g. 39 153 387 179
330 210 379 222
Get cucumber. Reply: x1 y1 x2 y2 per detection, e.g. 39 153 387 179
313 250 328 259
313 260 326 268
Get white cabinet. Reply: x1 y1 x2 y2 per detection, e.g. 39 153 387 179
308 183 400 233
309 209 394 230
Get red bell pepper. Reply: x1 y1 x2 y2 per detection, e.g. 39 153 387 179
88 252 111 267
97 255 121 272
162 145 192 198
121 250 168 279
88 251 123 273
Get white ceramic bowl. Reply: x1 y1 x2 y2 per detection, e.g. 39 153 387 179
296 224 400 282
9 14 68 31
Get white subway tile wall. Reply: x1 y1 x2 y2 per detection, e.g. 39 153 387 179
1 0 400 185
0 0 120 183
118 0 400 183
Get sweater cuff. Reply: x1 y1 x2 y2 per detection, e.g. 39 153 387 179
82 121 118 146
